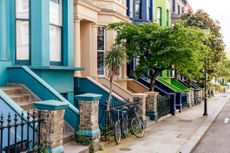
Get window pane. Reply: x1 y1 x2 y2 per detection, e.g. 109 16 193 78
16 21 30 60
135 0 141 18
97 27 105 51
50 25 62 62
97 52 105 75
16 0 29 19
157 7 161 25
50 0 62 26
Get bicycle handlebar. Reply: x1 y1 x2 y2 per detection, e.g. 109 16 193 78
112 105 128 112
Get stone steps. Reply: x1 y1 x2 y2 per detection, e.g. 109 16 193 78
1 84 76 147
63 122 75 144
1 84 40 112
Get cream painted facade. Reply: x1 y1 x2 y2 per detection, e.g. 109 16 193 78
74 0 130 78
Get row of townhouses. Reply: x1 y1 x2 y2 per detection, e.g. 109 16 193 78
0 0 196 152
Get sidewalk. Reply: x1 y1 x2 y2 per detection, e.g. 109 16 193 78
98 91 230 153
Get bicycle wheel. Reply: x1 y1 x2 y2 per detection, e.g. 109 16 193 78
121 116 129 138
131 118 144 138
114 121 121 144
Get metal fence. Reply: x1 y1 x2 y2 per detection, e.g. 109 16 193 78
99 99 140 139
157 95 171 118
0 110 44 153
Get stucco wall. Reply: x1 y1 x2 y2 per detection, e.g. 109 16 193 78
74 0 130 78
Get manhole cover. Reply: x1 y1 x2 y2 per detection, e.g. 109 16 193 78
178 119 192 123
120 148 132 151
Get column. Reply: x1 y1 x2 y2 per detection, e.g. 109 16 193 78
75 93 102 151
30 0 50 66
63 0 74 66
91 23 98 78
145 92 159 121
133 93 148 127
74 18 81 76
34 100 69 153
0 0 7 60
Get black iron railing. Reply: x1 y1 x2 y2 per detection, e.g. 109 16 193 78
0 110 44 153
99 99 141 139
157 95 171 118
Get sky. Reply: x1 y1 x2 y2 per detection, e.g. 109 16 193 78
189 0 230 48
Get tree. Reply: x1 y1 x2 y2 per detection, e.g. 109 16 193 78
108 22 208 91
216 54 230 82
104 45 127 111
181 10 226 81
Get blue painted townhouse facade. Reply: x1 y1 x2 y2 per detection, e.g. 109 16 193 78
126 0 154 23
126 0 154 76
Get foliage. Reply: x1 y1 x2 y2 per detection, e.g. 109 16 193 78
108 22 208 90
89 144 95 153
216 56 230 79
104 45 128 110
180 10 226 80
75 133 91 145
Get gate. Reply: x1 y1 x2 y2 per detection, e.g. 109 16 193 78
0 110 44 153
157 95 171 118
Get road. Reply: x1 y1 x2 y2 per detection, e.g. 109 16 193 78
192 97 230 153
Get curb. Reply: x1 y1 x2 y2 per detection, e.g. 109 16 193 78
177 96 229 153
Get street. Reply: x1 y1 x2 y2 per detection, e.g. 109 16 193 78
192 96 230 153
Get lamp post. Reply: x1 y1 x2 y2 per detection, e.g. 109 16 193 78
203 58 208 116
203 26 209 116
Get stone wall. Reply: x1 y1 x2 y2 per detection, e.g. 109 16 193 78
40 110 65 150
75 93 102 151
78 100 99 132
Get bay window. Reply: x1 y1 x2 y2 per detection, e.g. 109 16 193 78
49 0 62 64
15 0 30 63
97 26 105 75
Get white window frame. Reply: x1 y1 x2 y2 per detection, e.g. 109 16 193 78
49 0 62 63
15 0 30 62
97 26 106 76
157 7 162 26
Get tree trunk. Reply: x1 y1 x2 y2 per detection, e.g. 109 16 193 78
149 71 160 91
107 73 114 112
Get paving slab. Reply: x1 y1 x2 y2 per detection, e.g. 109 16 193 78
98 91 230 153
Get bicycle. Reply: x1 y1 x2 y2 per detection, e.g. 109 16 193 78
129 103 145 138
112 105 129 144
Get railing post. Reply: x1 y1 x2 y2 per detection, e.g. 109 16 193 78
75 93 102 152
34 100 69 153
0 114 3 153
133 93 148 128
145 92 159 122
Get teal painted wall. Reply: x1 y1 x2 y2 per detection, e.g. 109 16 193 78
32 69 74 94
0 0 75 86
31 0 50 66
0 0 13 86
0 0 7 60
0 61 12 86
63 0 74 67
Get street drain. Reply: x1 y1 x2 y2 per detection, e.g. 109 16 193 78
120 148 132 151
